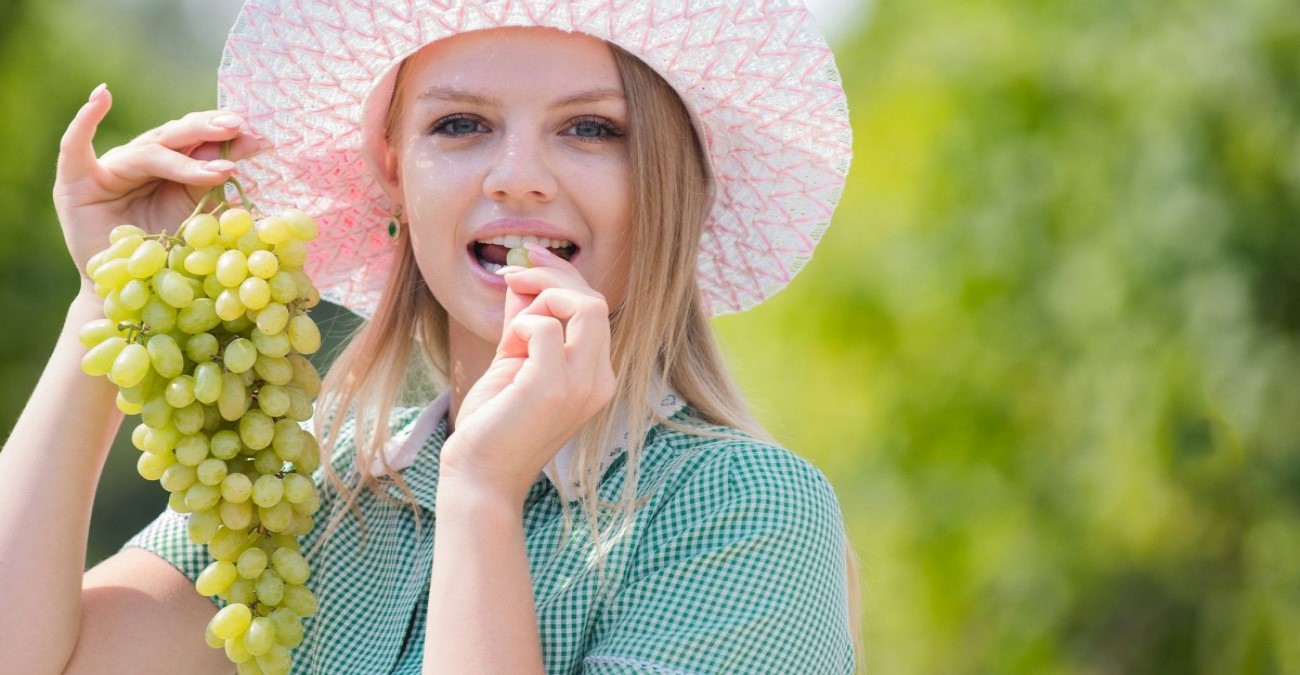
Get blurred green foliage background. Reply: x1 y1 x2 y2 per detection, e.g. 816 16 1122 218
2 0 1299 672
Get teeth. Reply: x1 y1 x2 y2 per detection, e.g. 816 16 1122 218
481 261 505 273
478 234 574 250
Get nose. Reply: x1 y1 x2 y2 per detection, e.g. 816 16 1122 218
482 131 557 204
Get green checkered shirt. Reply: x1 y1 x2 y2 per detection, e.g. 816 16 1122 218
125 406 856 673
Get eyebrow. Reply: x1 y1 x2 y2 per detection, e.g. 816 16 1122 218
415 86 625 108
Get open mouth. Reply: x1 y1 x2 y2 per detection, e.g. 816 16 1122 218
472 235 577 273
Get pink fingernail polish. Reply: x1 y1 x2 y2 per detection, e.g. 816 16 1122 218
88 83 107 102
523 242 555 259
204 159 235 172
210 113 242 128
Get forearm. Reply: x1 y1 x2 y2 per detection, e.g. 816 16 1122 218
0 290 123 672
423 470 544 674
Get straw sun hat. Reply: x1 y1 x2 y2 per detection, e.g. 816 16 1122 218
217 0 852 318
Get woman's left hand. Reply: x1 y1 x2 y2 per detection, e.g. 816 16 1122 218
441 245 616 503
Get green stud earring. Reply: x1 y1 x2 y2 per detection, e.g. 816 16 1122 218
388 205 403 240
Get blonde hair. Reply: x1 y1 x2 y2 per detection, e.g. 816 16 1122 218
311 38 863 669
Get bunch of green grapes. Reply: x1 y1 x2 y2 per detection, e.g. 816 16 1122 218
79 190 324 675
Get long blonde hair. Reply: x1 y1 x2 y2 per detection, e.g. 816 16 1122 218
312 37 863 669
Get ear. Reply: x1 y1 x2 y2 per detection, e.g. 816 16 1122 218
377 142 403 206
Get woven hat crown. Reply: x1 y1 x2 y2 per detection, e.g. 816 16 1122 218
219 0 852 317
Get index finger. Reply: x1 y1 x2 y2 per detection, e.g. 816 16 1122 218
56 83 111 184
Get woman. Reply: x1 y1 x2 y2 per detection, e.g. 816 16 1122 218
0 0 858 672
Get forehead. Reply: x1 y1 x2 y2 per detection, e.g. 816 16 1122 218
403 27 622 97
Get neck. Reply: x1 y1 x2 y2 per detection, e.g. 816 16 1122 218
445 321 495 431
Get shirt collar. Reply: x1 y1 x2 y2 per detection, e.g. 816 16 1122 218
365 382 686 505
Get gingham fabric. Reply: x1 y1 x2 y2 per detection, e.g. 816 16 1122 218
125 406 855 673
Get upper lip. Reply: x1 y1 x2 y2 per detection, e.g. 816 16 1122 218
472 218 578 246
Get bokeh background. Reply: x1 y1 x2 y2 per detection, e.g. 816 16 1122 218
2 0 1299 672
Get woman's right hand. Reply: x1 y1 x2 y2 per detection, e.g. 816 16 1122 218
54 84 269 293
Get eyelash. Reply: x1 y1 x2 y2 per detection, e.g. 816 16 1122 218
427 114 625 142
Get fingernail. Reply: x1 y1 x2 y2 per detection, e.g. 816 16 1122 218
210 113 242 128
522 242 556 260
88 83 107 102
203 159 235 172
494 265 521 276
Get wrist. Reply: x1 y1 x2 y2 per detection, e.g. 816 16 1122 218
436 463 526 517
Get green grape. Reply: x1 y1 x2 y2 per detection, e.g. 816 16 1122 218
186 332 220 363
118 278 151 310
210 526 253 562
221 472 253 503
290 492 321 517
165 374 197 408
194 362 223 403
220 498 254 530
127 239 168 278
211 430 244 461
506 247 532 268
130 422 150 451
271 548 310 585
196 559 238 597
247 250 279 279
268 608 304 648
253 448 283 475
250 328 291 358
272 240 307 269
178 297 221 334
153 268 195 308
252 475 284 508
81 335 127 376
105 233 143 261
255 569 285 606
257 384 291 418
92 258 131 289
144 424 181 455
236 547 269 579
140 295 178 334
120 368 160 406
168 490 192 514
238 656 268 675
225 634 252 665
183 213 220 248
294 434 321 474
217 250 249 287
202 402 225 432
287 511 314 536
223 313 254 334
255 644 291 675
236 229 271 255
282 384 314 422
256 216 290 245
225 338 258 373
244 617 276 656
197 457 228 486
286 354 321 397
204 272 225 300
259 501 294 533
78 318 124 348
141 394 174 429
281 473 313 504
186 483 222 511
283 209 318 241
115 391 144 415
226 577 258 606
239 277 272 310
137 450 176 481
173 401 206 435
109 224 146 243
144 334 183 378
102 290 140 324
187 507 222 544
167 243 195 272
206 623 225 650
209 606 252 642
269 533 300 553
285 315 322 354
253 303 289 335
160 463 198 493
108 343 151 388
281 584 317 617
175 432 210 466
184 244 223 276
253 354 293 386
240 411 275 450
215 288 246 322
267 272 299 304
271 420 305 462
220 208 254 239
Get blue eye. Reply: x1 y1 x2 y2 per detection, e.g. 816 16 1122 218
431 115 487 136
566 116 624 142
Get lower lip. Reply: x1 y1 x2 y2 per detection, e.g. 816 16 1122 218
466 246 508 289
